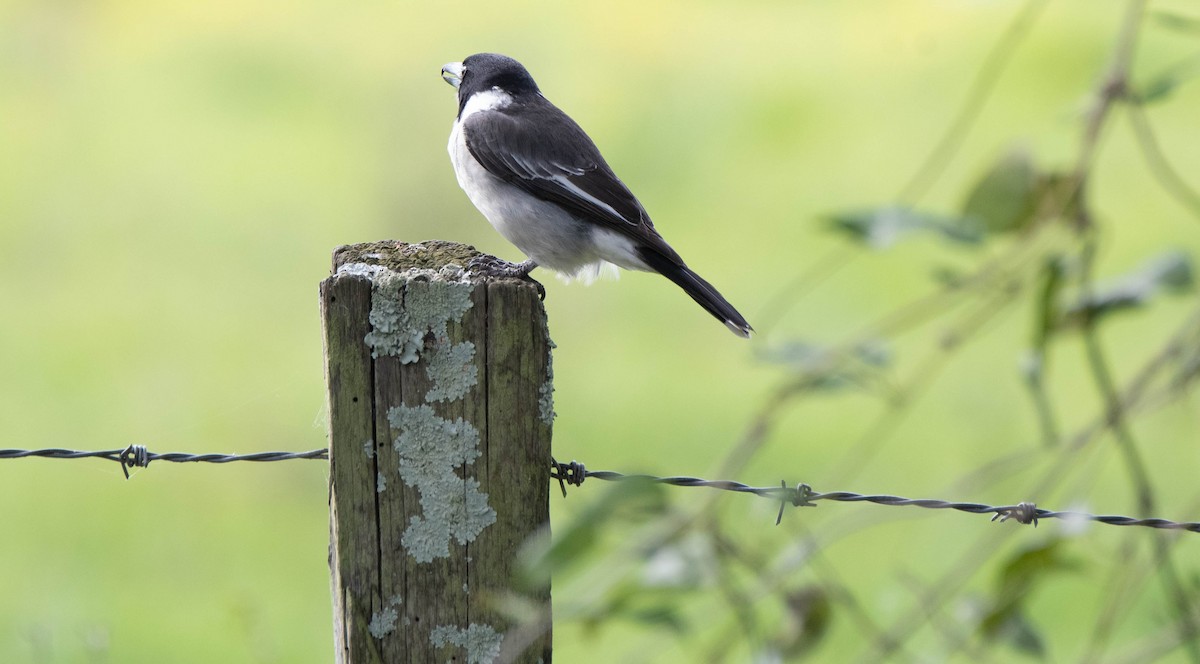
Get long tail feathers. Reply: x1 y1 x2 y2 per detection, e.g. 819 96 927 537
639 250 753 338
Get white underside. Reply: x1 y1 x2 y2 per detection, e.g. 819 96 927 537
448 89 648 283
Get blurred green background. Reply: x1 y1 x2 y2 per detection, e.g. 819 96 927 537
3 0 1199 661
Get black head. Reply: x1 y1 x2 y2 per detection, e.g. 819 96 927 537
441 53 541 111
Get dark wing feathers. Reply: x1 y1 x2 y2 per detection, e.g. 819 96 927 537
463 100 678 256
460 95 751 336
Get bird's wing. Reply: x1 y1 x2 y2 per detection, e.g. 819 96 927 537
463 101 676 254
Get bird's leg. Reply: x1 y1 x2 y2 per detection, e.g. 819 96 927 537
466 256 544 299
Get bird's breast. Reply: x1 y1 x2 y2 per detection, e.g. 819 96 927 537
448 120 598 275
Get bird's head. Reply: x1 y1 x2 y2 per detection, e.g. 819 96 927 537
441 53 541 104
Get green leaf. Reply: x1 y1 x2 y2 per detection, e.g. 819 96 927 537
996 540 1075 593
584 584 692 634
1152 10 1200 34
759 339 892 393
991 610 1047 658
1155 251 1196 290
979 541 1075 658
759 340 829 370
827 206 983 249
1139 75 1181 104
1062 250 1194 325
1033 172 1083 221
1134 53 1200 104
962 150 1039 233
518 479 667 585
774 586 833 659
626 605 687 632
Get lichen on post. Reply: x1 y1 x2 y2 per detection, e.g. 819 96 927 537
321 241 554 664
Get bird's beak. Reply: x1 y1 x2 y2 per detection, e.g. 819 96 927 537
441 62 463 89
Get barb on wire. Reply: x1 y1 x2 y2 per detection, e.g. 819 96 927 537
0 445 329 479
550 458 1200 534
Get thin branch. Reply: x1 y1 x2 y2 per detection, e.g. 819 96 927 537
1077 230 1199 661
897 0 1050 204
1127 102 1200 223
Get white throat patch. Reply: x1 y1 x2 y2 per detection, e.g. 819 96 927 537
460 87 513 120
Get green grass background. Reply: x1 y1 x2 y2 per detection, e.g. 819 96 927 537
2 0 1198 661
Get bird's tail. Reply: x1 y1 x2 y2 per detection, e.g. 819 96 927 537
639 250 753 338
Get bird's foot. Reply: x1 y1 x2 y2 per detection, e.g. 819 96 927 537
466 257 544 299
467 256 537 278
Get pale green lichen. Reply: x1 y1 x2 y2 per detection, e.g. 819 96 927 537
430 623 503 664
390 404 496 563
538 337 556 424
377 472 387 493
400 273 474 341
424 339 476 403
368 607 398 639
537 382 554 424
367 596 404 640
363 268 479 402
364 271 416 360
336 262 386 279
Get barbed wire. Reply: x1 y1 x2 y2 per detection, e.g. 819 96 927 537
3 446 1195 534
549 458 1200 534
0 445 328 479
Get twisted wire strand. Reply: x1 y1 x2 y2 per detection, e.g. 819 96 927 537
3 447 1195 533
550 459 1200 533
0 445 328 479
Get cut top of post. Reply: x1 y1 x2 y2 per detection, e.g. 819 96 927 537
332 240 490 276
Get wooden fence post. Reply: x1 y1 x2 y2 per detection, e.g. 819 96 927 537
321 240 554 664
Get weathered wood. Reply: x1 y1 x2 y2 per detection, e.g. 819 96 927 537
322 271 381 662
322 241 554 664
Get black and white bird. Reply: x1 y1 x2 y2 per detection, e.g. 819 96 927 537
441 53 753 338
